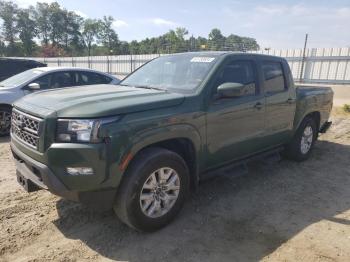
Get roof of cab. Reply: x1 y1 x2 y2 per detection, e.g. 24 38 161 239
168 51 284 60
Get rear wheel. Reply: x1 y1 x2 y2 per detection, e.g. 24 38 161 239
0 106 11 137
285 117 317 161
114 147 190 232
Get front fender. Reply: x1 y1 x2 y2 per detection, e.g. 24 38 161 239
128 124 202 158
100 123 203 189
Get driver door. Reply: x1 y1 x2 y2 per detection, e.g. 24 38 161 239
205 57 266 169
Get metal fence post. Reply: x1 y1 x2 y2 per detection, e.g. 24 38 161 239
343 48 350 81
130 54 133 73
299 33 309 83
107 56 110 74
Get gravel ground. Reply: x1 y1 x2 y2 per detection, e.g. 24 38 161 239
0 110 349 262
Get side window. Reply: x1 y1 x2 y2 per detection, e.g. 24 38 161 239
215 60 257 97
262 61 286 93
50 72 73 89
32 74 51 89
98 74 112 84
77 72 111 85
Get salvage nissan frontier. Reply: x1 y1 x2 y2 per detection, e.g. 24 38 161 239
11 52 333 231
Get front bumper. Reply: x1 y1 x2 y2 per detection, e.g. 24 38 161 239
11 142 117 210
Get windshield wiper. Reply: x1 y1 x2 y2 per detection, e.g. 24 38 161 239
133 85 166 91
119 83 166 91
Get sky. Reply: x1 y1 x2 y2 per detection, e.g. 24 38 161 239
12 0 350 49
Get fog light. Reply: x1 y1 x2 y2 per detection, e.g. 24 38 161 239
58 134 71 142
66 167 94 176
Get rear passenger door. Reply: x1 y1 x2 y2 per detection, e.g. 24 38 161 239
261 60 296 146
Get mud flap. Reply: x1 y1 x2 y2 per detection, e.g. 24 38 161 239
320 121 332 133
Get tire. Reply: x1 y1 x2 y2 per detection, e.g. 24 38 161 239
0 106 12 137
114 147 190 232
285 117 317 161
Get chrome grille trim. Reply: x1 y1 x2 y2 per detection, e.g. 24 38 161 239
11 109 43 150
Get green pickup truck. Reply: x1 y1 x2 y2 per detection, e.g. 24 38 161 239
11 52 333 231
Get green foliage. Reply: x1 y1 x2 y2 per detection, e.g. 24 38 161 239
0 0 19 55
99 16 120 55
82 18 101 56
0 0 260 57
17 7 37 56
343 104 350 113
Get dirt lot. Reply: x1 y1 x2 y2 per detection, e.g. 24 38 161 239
0 110 349 262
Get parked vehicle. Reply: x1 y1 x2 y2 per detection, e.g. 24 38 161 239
11 52 333 231
0 67 120 136
0 58 46 82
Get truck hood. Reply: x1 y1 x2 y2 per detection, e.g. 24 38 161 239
14 84 185 118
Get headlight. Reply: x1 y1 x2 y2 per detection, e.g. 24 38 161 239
56 117 119 143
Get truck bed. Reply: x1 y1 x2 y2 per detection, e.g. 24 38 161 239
295 85 334 130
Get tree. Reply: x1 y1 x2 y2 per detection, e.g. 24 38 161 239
0 1 261 56
175 27 188 52
225 34 259 51
48 2 66 46
82 18 100 56
240 36 259 51
17 7 37 56
35 2 51 45
208 28 224 50
0 39 5 56
129 40 139 54
39 43 66 57
0 0 19 55
175 27 188 40
99 16 119 54
62 11 83 55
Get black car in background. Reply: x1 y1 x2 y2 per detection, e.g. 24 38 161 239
0 58 46 81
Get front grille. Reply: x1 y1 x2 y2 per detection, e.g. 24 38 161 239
11 109 43 150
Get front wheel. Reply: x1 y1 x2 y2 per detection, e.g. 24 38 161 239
0 106 12 137
114 147 190 232
284 117 317 161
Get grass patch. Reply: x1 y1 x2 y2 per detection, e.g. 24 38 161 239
343 104 350 113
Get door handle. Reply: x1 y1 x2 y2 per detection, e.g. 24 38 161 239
254 102 263 110
286 98 295 104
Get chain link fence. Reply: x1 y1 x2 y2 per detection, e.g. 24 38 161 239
26 47 350 84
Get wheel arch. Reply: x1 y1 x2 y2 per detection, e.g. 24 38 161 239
120 125 202 191
294 111 321 133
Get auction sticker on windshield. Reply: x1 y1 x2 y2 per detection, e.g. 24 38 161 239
190 57 215 63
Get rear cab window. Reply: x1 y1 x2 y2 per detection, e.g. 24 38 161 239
262 61 287 94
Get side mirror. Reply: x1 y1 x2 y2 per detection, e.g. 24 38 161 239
28 83 40 90
217 82 245 98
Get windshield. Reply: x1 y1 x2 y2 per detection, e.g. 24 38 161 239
121 53 219 93
0 68 44 88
